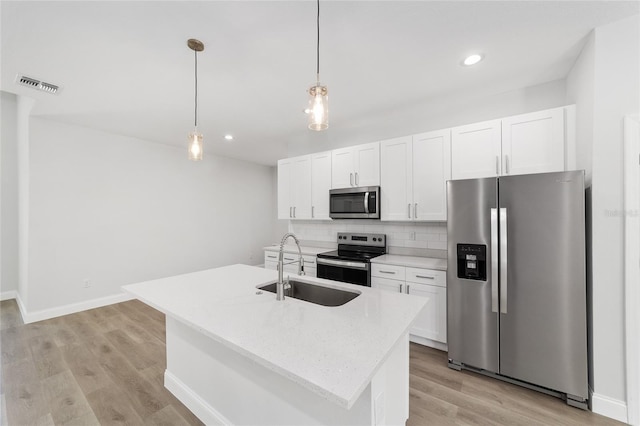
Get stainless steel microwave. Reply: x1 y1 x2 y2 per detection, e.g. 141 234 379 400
329 186 380 219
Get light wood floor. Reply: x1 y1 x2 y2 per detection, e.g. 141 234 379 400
0 299 623 426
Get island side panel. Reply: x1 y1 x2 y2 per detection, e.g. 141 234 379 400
164 316 374 426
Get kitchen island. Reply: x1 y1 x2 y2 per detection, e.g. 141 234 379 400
123 264 427 425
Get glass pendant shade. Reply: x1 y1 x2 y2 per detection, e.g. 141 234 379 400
188 131 203 161
308 83 328 131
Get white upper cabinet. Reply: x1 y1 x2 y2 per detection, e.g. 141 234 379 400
380 136 413 221
451 119 502 180
277 155 312 220
451 106 569 180
412 130 451 221
311 151 332 220
331 142 380 188
380 131 450 221
501 108 564 176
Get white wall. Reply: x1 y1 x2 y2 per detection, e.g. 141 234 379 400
1 92 19 298
566 14 639 422
566 32 595 186
24 117 279 315
591 14 639 418
287 79 568 157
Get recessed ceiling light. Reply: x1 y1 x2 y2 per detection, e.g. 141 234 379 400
224 134 234 141
462 54 483 66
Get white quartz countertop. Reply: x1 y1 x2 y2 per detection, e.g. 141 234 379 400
371 254 448 271
122 264 426 409
263 244 333 256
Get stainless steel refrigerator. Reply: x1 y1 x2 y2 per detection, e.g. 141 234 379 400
446 170 588 409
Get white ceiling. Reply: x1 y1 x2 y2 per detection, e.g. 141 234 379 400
1 1 638 166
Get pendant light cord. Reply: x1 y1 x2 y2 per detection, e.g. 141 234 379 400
194 48 198 128
316 0 320 82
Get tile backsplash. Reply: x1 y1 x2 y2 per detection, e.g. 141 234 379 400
288 220 448 259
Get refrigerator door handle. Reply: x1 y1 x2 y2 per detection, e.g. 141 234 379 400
499 207 508 314
490 208 499 313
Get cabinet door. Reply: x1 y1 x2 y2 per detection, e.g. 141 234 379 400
371 276 404 293
331 147 355 188
380 137 413 221
407 283 447 343
451 119 502 180
501 108 565 176
277 159 292 219
311 151 332 220
291 155 312 219
412 130 451 221
354 142 380 186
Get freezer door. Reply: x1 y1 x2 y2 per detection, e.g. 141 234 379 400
447 178 499 373
498 171 588 399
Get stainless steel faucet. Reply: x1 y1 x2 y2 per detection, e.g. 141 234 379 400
277 233 305 300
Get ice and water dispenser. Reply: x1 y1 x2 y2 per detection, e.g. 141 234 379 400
456 244 487 281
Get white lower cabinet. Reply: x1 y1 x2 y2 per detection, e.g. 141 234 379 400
264 251 317 278
372 263 447 349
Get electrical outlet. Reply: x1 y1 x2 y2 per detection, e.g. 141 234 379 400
83 279 91 288
410 232 416 241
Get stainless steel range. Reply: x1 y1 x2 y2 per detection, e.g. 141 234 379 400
316 233 386 286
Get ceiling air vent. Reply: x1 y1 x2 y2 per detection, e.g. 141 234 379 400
16 75 61 95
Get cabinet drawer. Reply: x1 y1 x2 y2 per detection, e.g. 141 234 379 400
406 267 446 287
302 255 316 267
371 263 406 280
264 252 316 268
264 252 279 263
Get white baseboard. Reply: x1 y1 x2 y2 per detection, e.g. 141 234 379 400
0 290 17 301
164 370 231 426
18 292 135 324
409 334 448 352
592 393 628 423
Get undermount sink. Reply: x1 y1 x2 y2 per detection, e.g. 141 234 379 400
258 280 360 307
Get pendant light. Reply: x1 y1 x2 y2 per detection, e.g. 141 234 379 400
187 38 204 161
308 0 328 131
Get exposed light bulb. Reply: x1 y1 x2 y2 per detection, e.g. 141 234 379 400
312 94 324 123
308 83 328 131
188 131 203 161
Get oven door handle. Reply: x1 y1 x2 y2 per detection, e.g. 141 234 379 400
317 258 369 270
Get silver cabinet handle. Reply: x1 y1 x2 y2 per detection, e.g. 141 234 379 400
505 155 510 174
355 172 359 186
495 156 500 175
284 257 295 261
312 206 314 218
415 275 434 279
408 203 411 218
500 207 508 314
267 254 277 259
490 208 499 313
414 203 418 219
379 270 396 275
289 207 292 218
406 284 410 293
350 173 354 186
399 284 403 293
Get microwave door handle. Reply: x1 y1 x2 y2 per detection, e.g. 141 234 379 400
364 192 369 213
